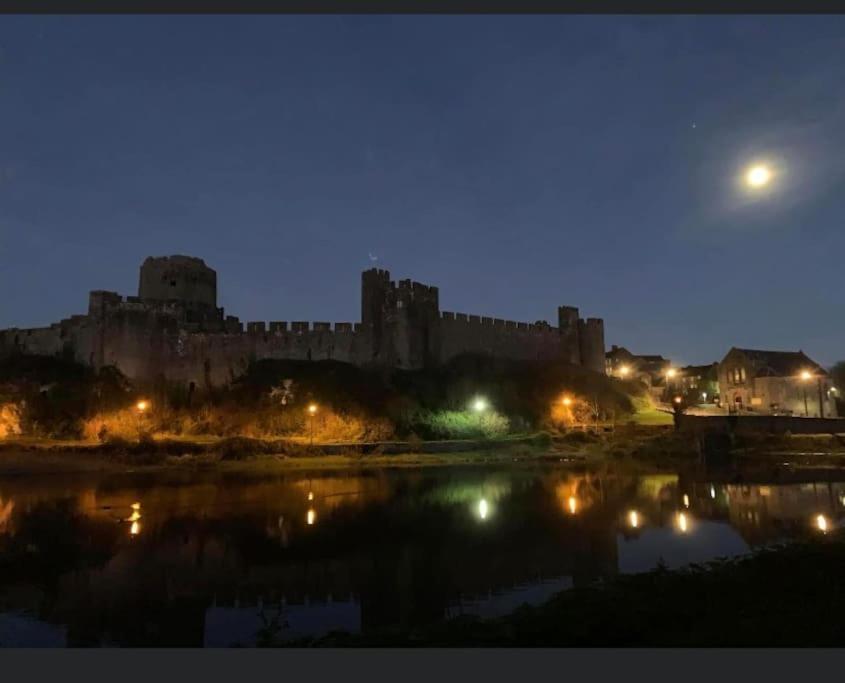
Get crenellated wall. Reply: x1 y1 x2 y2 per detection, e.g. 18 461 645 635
0 257 606 388
438 312 564 363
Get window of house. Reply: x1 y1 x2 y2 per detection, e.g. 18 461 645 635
740 368 746 382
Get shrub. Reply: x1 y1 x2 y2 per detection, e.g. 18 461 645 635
0 403 22 438
411 409 510 440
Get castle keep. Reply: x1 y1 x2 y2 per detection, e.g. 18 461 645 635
0 255 606 388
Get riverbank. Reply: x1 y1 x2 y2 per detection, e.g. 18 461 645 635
294 531 845 647
4 426 845 477
0 431 599 476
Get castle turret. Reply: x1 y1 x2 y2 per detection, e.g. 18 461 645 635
139 255 217 308
578 317 606 374
558 305 581 364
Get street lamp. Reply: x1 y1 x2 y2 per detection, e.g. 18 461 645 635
561 395 573 407
472 398 488 413
799 370 824 418
135 400 150 442
618 365 630 379
665 368 677 402
307 403 318 446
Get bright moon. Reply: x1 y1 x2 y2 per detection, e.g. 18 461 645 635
746 164 772 188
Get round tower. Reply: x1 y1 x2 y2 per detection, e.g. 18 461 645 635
138 255 217 308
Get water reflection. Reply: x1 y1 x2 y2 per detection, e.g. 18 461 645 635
0 465 844 646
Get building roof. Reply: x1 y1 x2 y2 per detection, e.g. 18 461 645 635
731 348 827 378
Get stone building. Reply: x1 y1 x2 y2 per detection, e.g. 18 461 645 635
0 255 606 389
605 345 671 386
678 363 719 403
718 347 837 417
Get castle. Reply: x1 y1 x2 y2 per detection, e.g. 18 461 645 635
0 255 606 388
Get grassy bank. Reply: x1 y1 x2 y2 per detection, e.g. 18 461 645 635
0 425 686 476
291 532 845 647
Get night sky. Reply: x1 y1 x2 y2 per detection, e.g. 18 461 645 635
2 16 844 366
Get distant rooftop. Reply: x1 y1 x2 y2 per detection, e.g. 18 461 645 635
731 348 826 378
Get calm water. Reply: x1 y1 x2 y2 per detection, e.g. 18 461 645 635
1 461 844 647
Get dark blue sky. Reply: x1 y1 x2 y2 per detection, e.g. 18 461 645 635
2 16 844 366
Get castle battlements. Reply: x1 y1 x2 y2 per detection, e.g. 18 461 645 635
0 257 606 388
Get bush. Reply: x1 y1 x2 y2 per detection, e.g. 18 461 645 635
0 403 22 438
410 409 510 440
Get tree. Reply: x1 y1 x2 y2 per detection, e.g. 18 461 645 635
829 362 845 414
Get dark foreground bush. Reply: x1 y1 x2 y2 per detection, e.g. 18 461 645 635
291 533 845 647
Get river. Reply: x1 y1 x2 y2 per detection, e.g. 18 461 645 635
0 461 843 646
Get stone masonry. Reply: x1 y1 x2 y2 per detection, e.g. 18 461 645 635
0 256 606 389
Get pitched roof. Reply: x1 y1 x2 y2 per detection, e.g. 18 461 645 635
733 348 827 378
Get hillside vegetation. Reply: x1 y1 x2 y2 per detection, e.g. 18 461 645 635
0 353 644 442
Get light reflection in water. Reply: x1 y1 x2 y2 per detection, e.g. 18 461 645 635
1 469 845 647
128 502 141 536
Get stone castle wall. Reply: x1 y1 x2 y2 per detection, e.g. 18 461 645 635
438 313 563 363
0 256 606 388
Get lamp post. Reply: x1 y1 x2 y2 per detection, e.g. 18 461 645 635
135 399 149 441
307 403 318 446
799 371 820 418
665 368 677 403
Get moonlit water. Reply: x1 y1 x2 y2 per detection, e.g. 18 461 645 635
0 463 843 647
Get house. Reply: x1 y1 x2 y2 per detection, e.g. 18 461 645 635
679 363 719 403
717 347 837 417
605 345 671 387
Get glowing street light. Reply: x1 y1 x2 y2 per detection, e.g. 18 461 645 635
665 368 677 380
682 494 690 508
472 398 488 413
618 365 630 378
561 395 573 407
130 521 141 536
798 370 820 418
673 396 683 405
710 485 716 499
307 508 316 526
677 512 689 534
568 496 578 515
628 510 639 529
136 400 149 413
307 403 318 446
816 514 828 533
478 499 489 520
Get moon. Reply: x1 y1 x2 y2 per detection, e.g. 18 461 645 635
745 164 772 188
